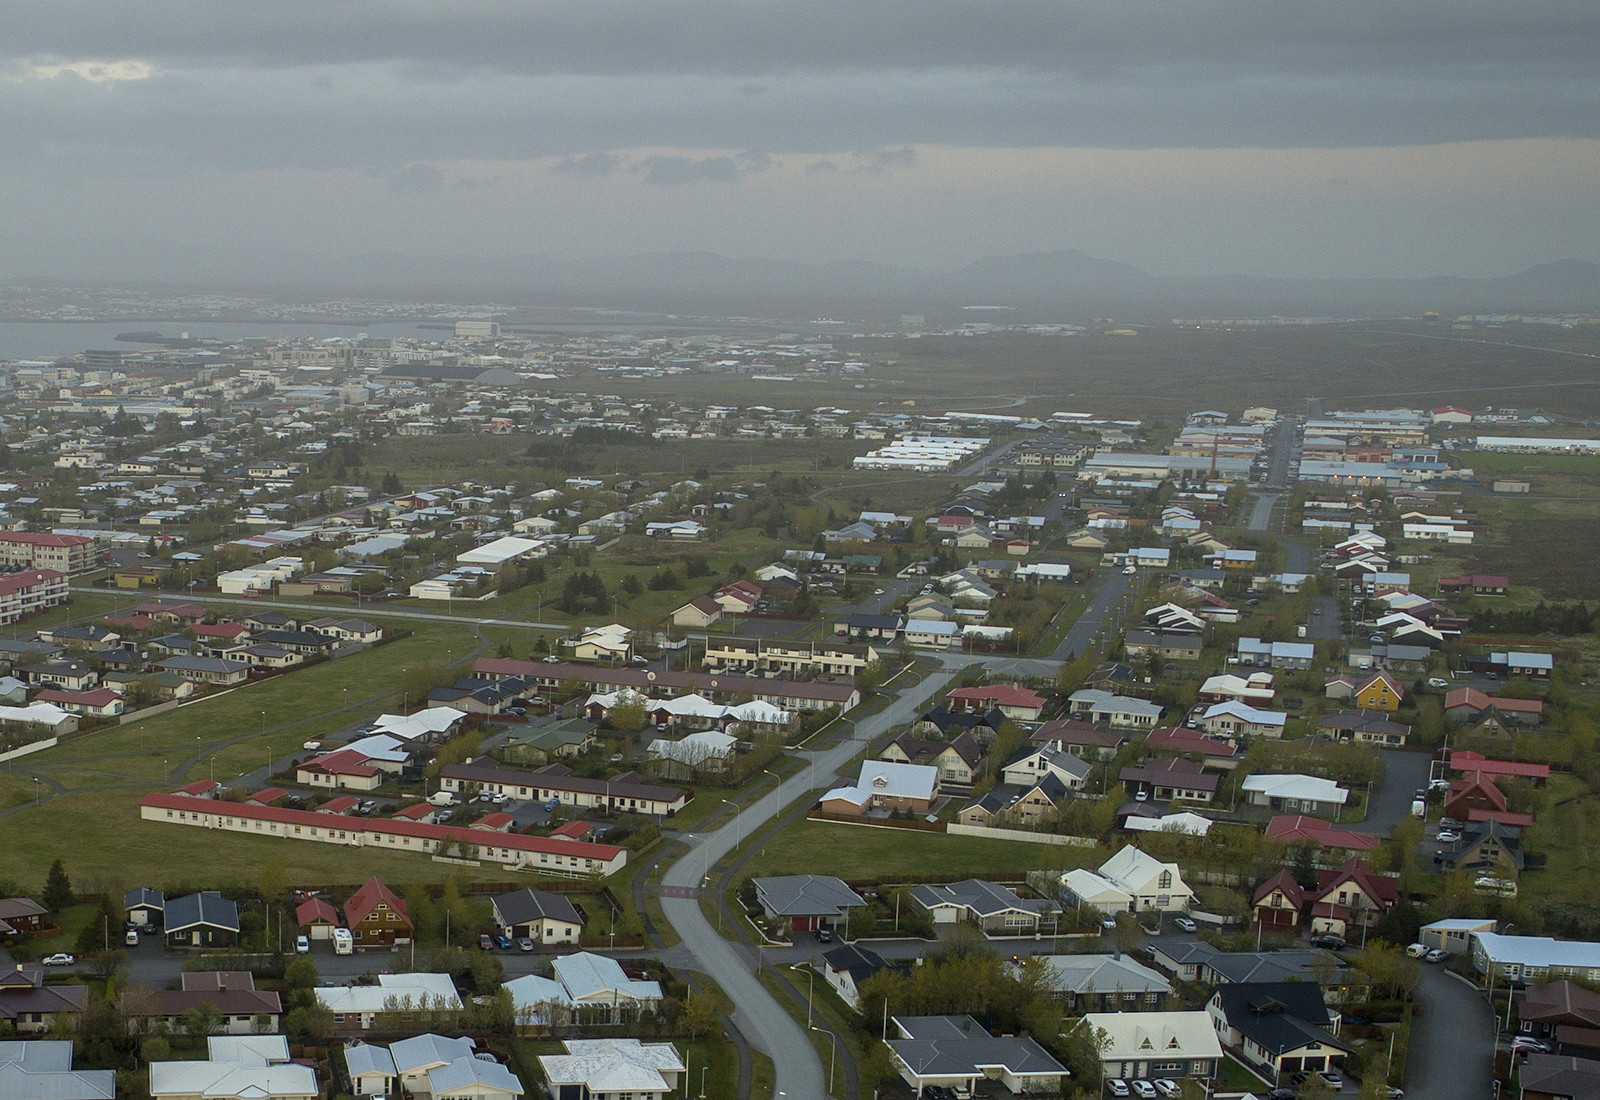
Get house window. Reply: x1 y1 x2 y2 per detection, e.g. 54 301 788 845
1158 871 1172 890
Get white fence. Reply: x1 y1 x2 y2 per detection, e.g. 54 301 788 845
946 823 1097 847
0 737 57 763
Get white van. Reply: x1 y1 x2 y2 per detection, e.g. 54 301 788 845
332 928 354 955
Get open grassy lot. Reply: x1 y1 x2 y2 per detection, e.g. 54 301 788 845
736 819 1092 884
0 619 484 893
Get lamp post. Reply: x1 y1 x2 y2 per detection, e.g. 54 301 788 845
699 1065 708 1099
810 1027 837 1097
33 777 39 805
722 799 742 848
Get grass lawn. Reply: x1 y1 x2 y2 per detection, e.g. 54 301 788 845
736 820 1069 885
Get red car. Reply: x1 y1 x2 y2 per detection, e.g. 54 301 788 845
478 934 493 951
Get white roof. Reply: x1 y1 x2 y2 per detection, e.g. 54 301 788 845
1124 812 1213 837
856 759 939 801
551 952 663 1004
316 973 462 1015
342 1042 397 1078
389 1033 477 1075
647 730 738 764
147 1060 317 1099
1099 845 1186 894
728 700 790 725
1240 773 1349 804
208 1035 290 1067
503 974 572 1010
822 786 871 806
1473 933 1600 971
1203 701 1288 726
0 703 71 727
427 1055 523 1096
333 733 412 764
458 535 547 565
1082 1011 1223 1062
1061 868 1132 906
372 708 464 738
540 1039 685 1094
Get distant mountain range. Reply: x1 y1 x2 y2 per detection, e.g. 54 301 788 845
0 236 1595 319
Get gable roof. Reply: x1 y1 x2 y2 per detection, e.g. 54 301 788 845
1252 870 1306 909
1211 981 1349 1057
163 892 240 933
491 888 584 928
343 878 409 928
751 875 864 918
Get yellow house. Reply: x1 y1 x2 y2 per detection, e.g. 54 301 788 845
1353 672 1405 712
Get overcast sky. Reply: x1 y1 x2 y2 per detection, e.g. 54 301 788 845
4 1 1598 278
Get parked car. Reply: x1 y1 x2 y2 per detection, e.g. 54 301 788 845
1405 942 1429 958
1425 948 1450 963
296 935 310 954
42 953 75 966
124 930 139 946
1311 934 1346 951
1437 830 1461 844
545 799 561 810
1427 677 1450 688
1152 1081 1181 1098
543 655 562 663
1438 816 1464 830
478 934 493 951
1106 1081 1131 1098
1173 916 1197 933
518 938 535 952
1267 1090 1297 1100
1102 915 1119 931
1512 1036 1551 1053
1130 1081 1158 1099
302 741 321 751
1318 1070 1343 1089
1122 565 1137 575
494 935 513 950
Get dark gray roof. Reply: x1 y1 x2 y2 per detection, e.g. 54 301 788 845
752 875 864 918
888 1015 1066 1079
910 880 1045 920
124 888 164 912
163 891 239 933
491 889 584 928
1211 982 1348 1057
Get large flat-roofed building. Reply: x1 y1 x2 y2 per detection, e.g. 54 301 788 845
0 533 95 573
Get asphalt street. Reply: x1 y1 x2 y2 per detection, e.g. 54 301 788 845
1349 749 1433 836
660 666 961 1100
1051 567 1129 661
1407 964 1494 1100
1245 492 1280 532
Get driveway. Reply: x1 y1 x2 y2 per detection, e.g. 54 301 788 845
1306 596 1343 640
1348 749 1432 835
658 668 962 1100
1407 964 1493 1100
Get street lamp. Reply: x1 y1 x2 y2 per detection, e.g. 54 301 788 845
722 799 742 848
33 777 39 805
810 1026 837 1097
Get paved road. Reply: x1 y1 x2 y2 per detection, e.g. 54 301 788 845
1284 542 1314 574
660 667 961 1100
1407 965 1494 1100
1349 749 1432 836
1307 595 1343 640
1051 568 1130 661
1244 492 1279 532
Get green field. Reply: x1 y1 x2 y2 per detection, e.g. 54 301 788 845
0 619 483 893
736 819 1096 885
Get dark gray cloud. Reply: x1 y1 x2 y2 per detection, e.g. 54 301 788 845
386 162 445 193
634 155 740 185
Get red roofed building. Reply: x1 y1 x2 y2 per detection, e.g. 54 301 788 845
1030 718 1125 761
0 532 94 573
947 683 1047 722
138 792 630 877
392 802 437 822
713 580 764 614
470 812 516 832
1438 574 1510 597
317 795 361 814
344 877 411 947
174 779 220 798
1445 688 1543 727
193 622 249 641
1146 726 1242 769
1252 870 1307 931
1266 815 1380 855
295 896 340 939
102 614 159 633
296 749 383 791
1445 773 1508 822
550 820 595 839
1467 809 1536 828
1445 750 1550 785
35 686 125 717
131 601 209 623
0 569 69 624
247 787 285 805
1309 857 1398 937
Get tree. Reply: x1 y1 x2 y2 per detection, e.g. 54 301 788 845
76 893 121 955
86 949 129 982
682 990 719 1039
283 956 322 1008
1109 913 1144 957
609 695 648 735
257 858 290 906
42 859 73 911
381 471 402 494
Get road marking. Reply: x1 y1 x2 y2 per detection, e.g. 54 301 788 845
658 885 700 899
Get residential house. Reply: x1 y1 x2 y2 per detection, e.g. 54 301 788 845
344 877 412 948
1145 727 1241 768
1201 701 1287 739
1445 687 1544 727
158 655 250 686
1264 816 1380 859
671 596 724 628
1207 982 1350 1080
879 731 983 788
0 897 50 936
1252 872 1307 932
317 974 463 1032
1318 710 1411 747
1241 775 1349 817
539 1037 684 1100
1030 954 1172 1013
1063 845 1193 915
1471 934 1600 985
148 1035 316 1100
821 944 903 1010
1519 1053 1600 1100
1002 745 1092 793
909 880 1047 935
1118 757 1219 804
887 1015 1066 1098
1418 918 1497 956
1032 718 1125 761
819 760 940 815
946 684 1046 722
124 972 282 1037
1519 981 1600 1045
550 952 663 1023
751 875 864 934
1351 671 1405 712
1079 1010 1223 1083
1444 820 1526 877
343 1042 397 1097
0 967 89 1034
0 1038 113 1097
492 889 586 945
163 892 240 949
1307 858 1398 937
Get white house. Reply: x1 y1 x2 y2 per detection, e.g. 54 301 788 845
1201 701 1287 739
539 1038 685 1100
1240 774 1349 817
1097 845 1194 913
1078 1010 1223 1083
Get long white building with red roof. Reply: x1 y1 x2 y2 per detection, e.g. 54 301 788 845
139 790 628 878
0 532 95 573
0 568 69 624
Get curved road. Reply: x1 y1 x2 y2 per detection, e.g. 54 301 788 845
658 667 960 1099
